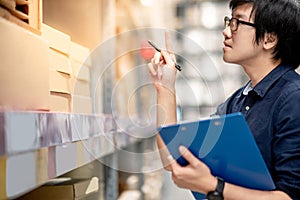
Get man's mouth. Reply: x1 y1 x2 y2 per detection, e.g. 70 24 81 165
223 42 232 48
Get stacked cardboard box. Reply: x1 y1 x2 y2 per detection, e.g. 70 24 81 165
0 17 49 110
48 48 72 112
0 0 42 32
41 23 72 113
69 42 92 114
41 23 92 114
0 18 93 113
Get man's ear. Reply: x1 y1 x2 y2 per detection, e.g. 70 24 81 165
263 32 278 50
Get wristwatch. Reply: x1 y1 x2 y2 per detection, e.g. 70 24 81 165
206 177 225 200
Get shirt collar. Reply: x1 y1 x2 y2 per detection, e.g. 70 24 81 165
243 81 253 95
252 64 294 98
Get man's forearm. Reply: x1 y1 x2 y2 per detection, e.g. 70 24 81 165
156 87 177 170
222 181 291 200
156 87 177 127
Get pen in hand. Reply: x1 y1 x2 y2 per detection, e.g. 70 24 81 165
148 40 182 71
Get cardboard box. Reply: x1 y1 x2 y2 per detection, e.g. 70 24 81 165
49 92 71 112
75 143 85 166
71 60 90 82
0 18 49 110
28 0 42 31
35 148 48 185
41 23 71 55
70 42 92 67
70 78 90 97
18 177 99 200
49 69 71 94
71 95 92 114
0 0 41 32
49 49 72 75
0 156 6 200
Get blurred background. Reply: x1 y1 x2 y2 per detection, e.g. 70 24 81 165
0 0 248 199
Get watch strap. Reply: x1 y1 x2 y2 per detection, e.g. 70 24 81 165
216 176 225 194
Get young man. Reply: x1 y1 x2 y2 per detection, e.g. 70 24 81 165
148 0 300 199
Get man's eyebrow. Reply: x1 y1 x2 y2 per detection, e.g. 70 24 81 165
232 13 250 20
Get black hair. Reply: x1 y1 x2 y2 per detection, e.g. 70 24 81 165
229 0 300 68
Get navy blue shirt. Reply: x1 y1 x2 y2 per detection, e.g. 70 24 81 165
216 65 300 199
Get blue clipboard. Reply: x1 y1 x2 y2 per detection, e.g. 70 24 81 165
158 112 275 199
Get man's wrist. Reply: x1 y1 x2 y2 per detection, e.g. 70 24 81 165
156 84 175 94
206 177 225 200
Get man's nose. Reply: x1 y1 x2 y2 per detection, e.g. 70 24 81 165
223 26 231 38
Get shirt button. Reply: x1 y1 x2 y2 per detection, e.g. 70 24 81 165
245 106 250 111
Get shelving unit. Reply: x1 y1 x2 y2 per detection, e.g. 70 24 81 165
0 0 123 199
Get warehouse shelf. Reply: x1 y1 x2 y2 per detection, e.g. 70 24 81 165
0 111 143 199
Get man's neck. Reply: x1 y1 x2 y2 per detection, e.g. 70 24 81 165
242 58 282 87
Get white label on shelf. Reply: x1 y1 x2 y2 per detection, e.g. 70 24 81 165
6 152 36 198
5 113 38 153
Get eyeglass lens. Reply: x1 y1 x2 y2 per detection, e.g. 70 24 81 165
224 17 238 31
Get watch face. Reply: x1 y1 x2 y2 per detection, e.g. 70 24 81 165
207 191 224 200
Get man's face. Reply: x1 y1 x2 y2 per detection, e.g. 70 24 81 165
222 3 262 67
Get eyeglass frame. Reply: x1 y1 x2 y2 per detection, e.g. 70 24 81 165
224 16 256 31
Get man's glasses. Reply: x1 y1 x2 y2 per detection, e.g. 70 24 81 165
224 16 256 31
